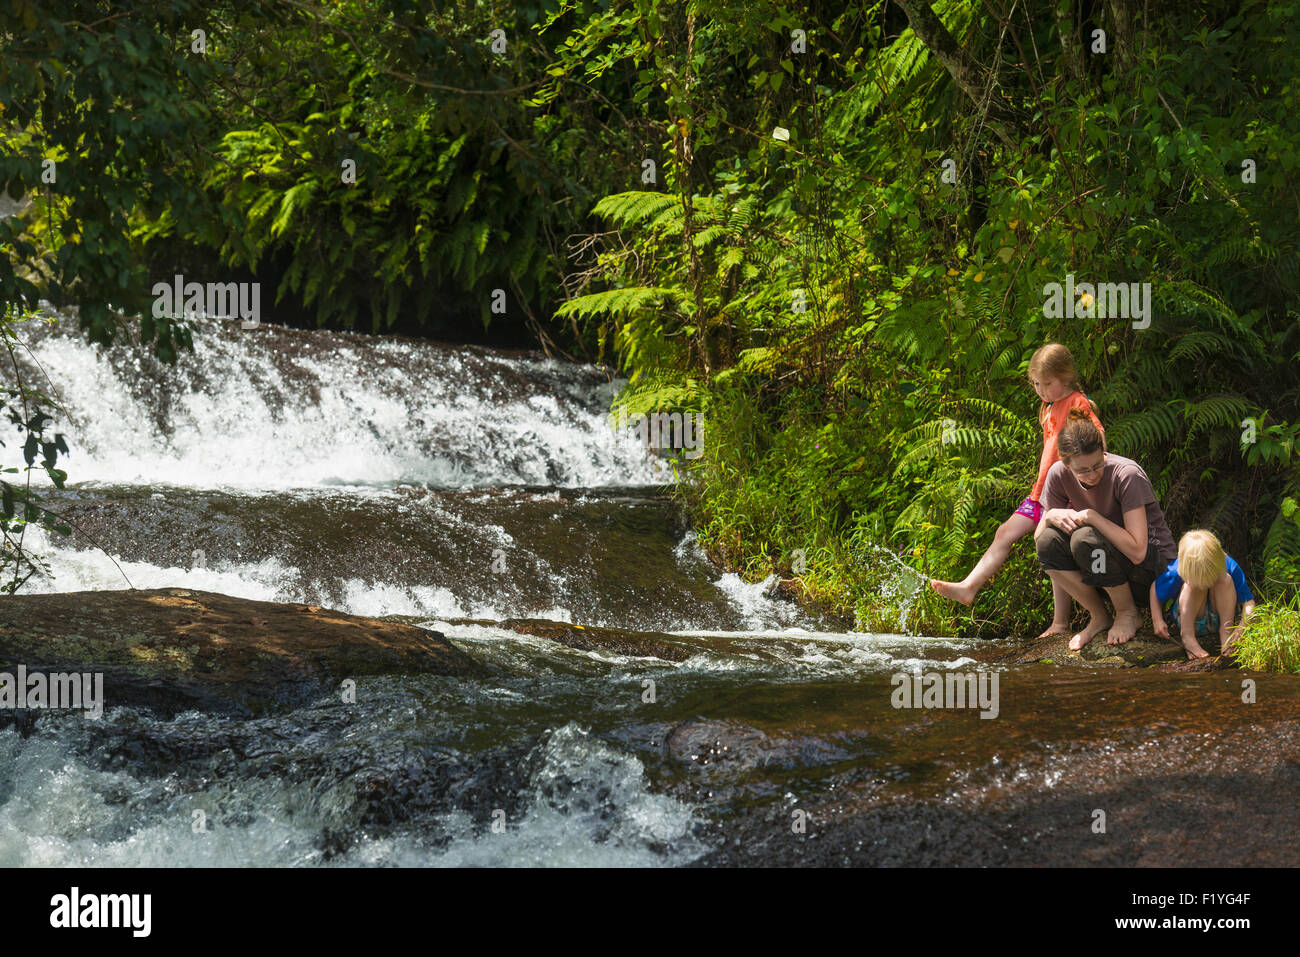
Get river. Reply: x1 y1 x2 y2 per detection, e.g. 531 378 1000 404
2 314 1297 867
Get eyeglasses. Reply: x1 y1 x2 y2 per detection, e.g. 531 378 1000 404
1070 459 1106 477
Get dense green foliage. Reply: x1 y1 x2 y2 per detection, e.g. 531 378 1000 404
2 0 630 347
1233 592 1300 674
2 1 1297 644
0 306 72 593
1 0 220 588
145 1 573 340
551 0 1300 638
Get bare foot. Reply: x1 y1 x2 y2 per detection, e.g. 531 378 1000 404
1036 623 1073 640
1069 614 1112 651
930 579 977 606
1181 634 1210 660
1106 612 1142 645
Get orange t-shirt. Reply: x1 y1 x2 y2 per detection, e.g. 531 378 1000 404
1031 390 1104 502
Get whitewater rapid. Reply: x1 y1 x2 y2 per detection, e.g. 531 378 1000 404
17 309 672 490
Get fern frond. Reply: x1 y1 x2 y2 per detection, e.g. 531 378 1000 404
1184 394 1251 438
1106 403 1181 456
591 191 680 228
1262 498 1300 581
554 286 679 321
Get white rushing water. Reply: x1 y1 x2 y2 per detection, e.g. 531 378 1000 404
16 310 672 490
0 721 708 868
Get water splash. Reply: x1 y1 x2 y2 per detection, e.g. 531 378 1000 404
851 541 928 634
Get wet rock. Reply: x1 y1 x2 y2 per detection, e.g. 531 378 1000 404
0 587 482 717
689 717 1300 867
665 718 775 773
1157 655 1237 674
39 482 785 637
986 629 1187 668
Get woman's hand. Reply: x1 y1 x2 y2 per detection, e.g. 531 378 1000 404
1045 508 1088 533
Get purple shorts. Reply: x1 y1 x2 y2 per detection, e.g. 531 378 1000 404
1013 497 1043 525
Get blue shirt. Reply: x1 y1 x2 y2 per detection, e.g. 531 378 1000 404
1154 555 1254 605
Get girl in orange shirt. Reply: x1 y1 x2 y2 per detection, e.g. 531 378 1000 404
931 343 1104 637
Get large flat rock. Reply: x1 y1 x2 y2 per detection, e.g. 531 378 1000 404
0 587 482 717
982 627 1229 669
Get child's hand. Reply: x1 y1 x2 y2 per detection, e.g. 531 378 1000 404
1153 617 1169 640
1222 623 1244 656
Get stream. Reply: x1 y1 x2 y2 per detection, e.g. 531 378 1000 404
3 314 1297 867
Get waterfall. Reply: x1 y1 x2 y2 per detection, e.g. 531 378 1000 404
14 309 672 490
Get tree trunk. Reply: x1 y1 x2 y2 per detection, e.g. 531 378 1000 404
1054 0 1083 82
1106 0 1137 77
671 12 710 376
895 0 1019 147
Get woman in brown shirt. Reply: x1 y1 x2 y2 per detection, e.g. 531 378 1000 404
1033 409 1177 650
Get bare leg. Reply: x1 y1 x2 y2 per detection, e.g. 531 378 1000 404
1104 583 1142 644
1210 572 1238 655
932 513 1035 605
1036 578 1075 639
1047 568 1112 651
1177 583 1211 659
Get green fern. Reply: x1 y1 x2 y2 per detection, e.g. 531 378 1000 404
554 286 680 322
1262 494 1300 582
590 191 681 228
1184 394 1251 438
1106 403 1181 457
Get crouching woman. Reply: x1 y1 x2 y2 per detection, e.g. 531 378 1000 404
1033 409 1178 650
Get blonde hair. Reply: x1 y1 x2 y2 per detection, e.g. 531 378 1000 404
1029 343 1078 387
1178 529 1227 589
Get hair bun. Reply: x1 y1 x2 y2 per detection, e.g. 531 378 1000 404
1066 407 1092 421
